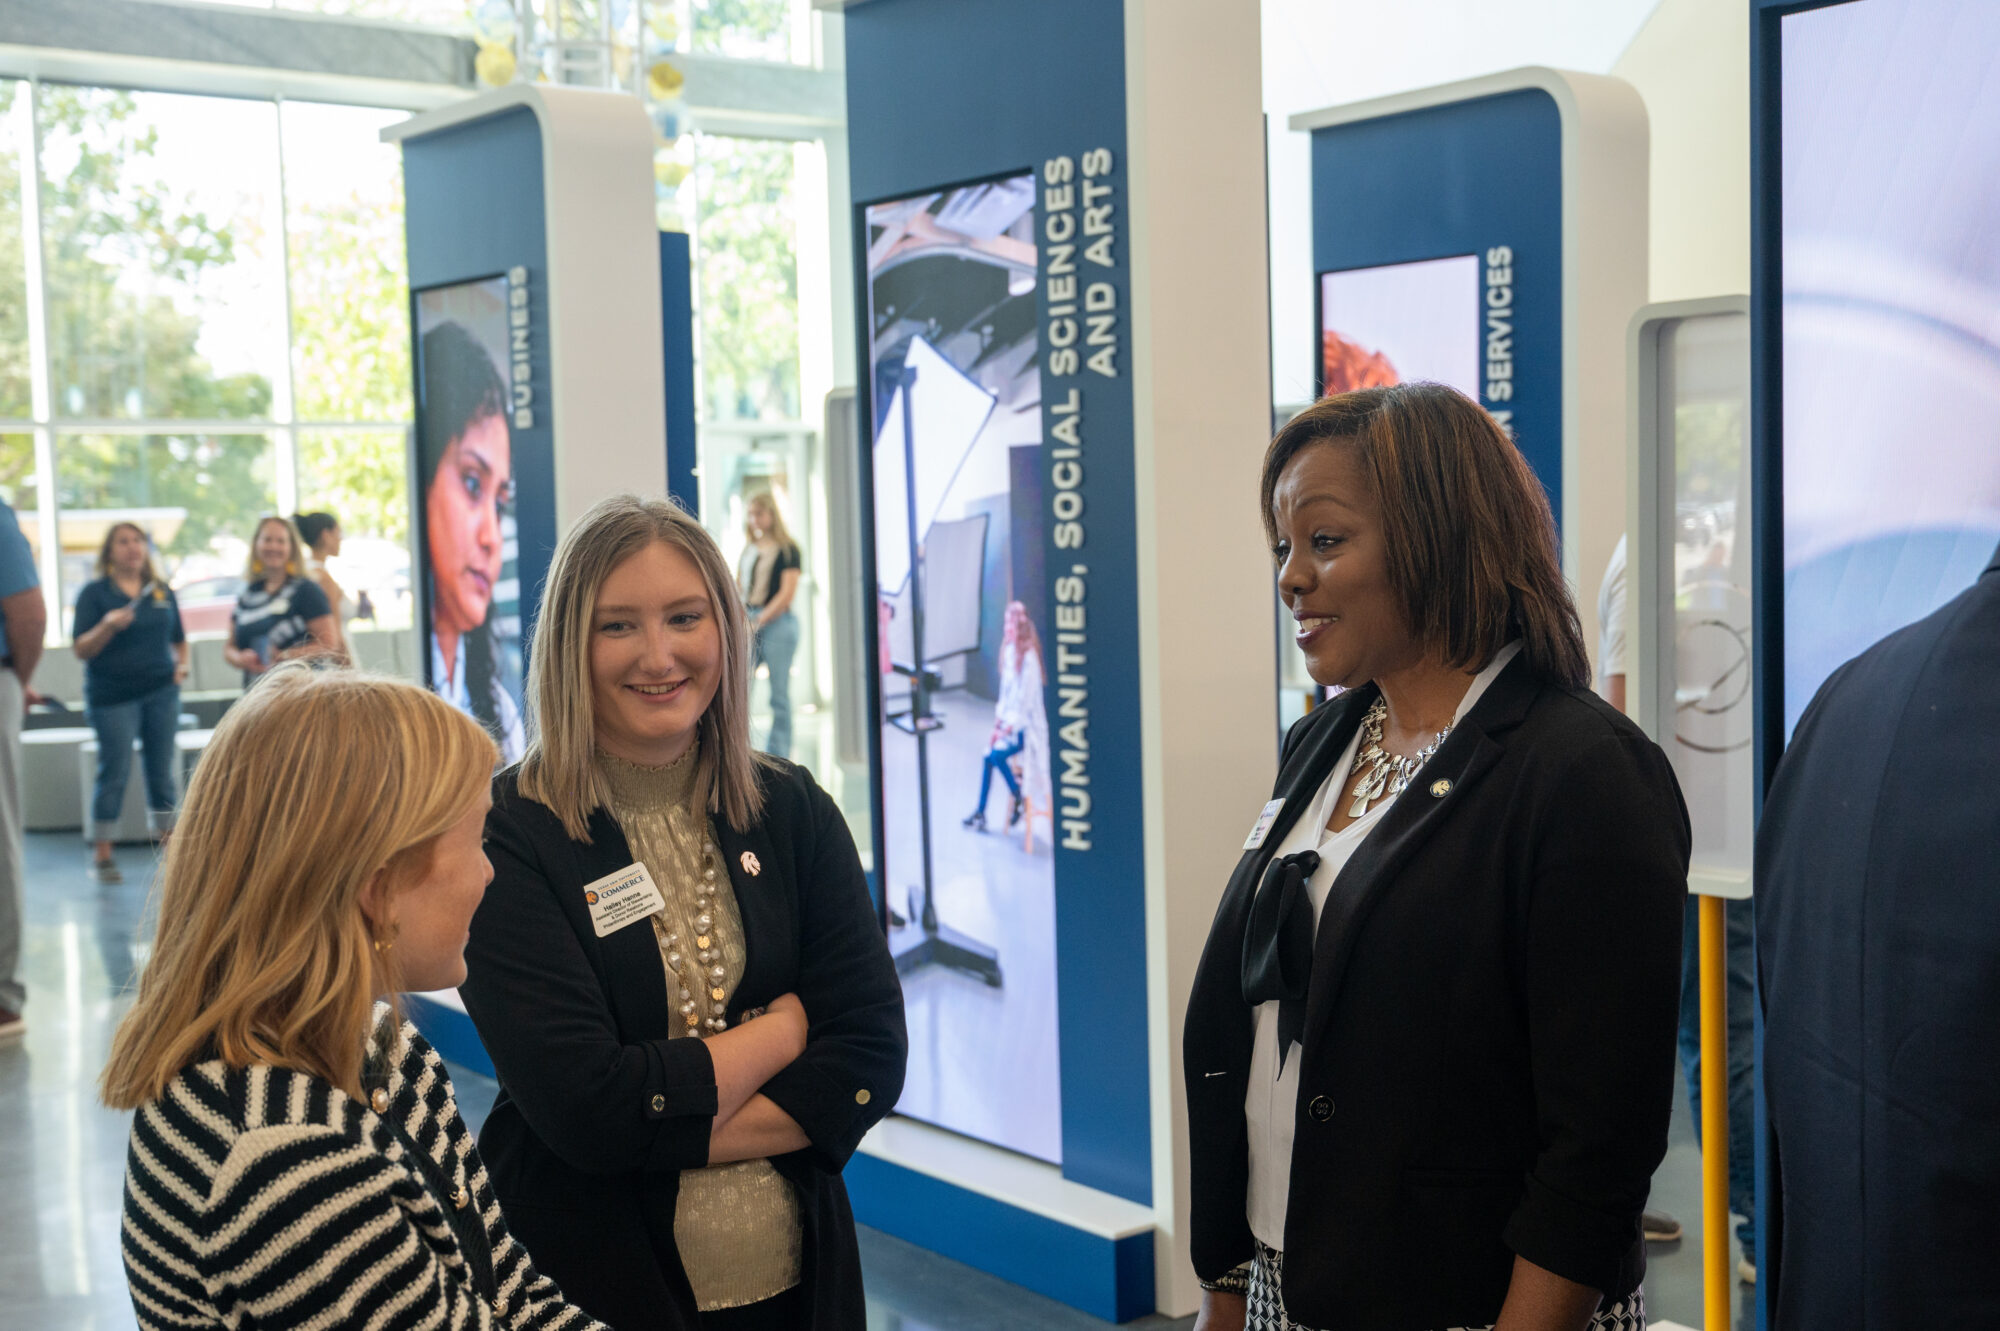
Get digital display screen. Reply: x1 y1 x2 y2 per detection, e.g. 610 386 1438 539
1779 0 2000 734
864 173 1061 1163
1319 254 1481 398
413 276 528 763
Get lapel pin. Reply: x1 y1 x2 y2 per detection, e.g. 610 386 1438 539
741 851 761 876
1429 779 1452 798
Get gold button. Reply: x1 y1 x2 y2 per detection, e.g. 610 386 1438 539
710 986 726 1002
650 1093 666 1112
452 1185 470 1209
855 1089 871 1106
1429 779 1452 798
370 1089 390 1114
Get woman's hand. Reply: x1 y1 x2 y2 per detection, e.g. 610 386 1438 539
102 604 136 633
172 661 190 686
1192 1290 1247 1331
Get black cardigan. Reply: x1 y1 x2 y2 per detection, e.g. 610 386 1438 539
459 757 907 1331
1182 656 1689 1330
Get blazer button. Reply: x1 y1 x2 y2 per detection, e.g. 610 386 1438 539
650 1093 666 1113
452 1185 470 1210
1308 1095 1334 1122
855 1089 871 1105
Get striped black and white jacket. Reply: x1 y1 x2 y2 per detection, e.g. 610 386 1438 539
119 1009 607 1331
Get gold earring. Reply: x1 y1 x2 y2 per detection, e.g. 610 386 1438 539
372 922 401 955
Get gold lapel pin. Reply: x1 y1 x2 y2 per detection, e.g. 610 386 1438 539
741 851 761 876
1429 779 1452 798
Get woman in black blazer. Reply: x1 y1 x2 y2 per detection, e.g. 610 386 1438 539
1184 385 1688 1331
459 495 906 1331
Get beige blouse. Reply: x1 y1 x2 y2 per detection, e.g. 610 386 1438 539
598 748 803 1311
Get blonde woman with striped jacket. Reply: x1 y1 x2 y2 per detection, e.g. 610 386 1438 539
100 665 606 1331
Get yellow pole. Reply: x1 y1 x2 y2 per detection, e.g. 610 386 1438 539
1699 893 1730 1331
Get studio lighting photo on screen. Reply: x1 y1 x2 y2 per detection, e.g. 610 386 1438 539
413 276 528 764
1319 254 1481 398
863 173 1062 1165
1779 0 2000 734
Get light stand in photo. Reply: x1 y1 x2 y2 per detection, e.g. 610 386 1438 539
885 361 1003 988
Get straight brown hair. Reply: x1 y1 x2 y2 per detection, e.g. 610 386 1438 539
101 666 498 1108
1261 382 1590 689
517 494 772 839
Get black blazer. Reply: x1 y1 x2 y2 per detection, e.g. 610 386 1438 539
459 757 907 1331
1183 655 1689 1330
1756 545 2000 1329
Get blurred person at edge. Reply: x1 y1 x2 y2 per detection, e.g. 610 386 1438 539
222 516 338 687
1183 384 1689 1331
0 493 43 1044
458 494 905 1331
739 491 802 759
100 667 609 1331
71 522 188 884
421 320 526 764
1595 535 1756 1280
1757 540 2000 1328
294 510 351 659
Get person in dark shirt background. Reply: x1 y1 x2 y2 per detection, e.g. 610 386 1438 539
72 522 187 883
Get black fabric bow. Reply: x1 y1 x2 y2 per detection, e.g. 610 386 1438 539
1241 849 1321 1072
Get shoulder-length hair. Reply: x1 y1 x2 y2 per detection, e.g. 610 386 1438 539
100 665 498 1108
518 494 771 839
743 489 797 555
241 515 310 582
95 521 165 587
1260 382 1590 689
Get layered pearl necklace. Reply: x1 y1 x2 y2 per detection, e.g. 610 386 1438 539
1347 697 1453 819
662 838 730 1033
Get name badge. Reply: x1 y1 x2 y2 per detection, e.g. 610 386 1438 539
582 863 668 938
1242 798 1285 851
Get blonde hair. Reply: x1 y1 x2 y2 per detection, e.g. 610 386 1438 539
100 665 498 1108
742 489 797 554
241 515 310 582
519 494 771 839
95 521 165 587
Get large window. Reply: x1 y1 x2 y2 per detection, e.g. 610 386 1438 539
692 131 800 423
1 81 416 638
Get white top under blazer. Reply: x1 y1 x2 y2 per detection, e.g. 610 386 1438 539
1245 641 1522 1249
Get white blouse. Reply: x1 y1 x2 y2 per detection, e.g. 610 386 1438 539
1244 641 1522 1250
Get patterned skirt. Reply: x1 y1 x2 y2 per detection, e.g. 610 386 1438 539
1244 1244 1646 1331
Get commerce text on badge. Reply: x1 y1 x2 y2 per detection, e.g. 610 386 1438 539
583 863 668 938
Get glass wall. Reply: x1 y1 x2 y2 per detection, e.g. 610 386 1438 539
0 81 415 638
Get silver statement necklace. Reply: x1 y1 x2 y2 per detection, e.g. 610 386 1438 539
1348 697 1452 819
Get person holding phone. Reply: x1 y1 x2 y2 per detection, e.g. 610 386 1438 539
459 494 905 1330
72 522 188 883
224 516 338 686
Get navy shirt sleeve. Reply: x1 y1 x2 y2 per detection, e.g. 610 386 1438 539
73 579 109 639
165 588 185 644
292 578 332 622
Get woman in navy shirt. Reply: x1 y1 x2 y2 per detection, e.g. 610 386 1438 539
72 523 188 883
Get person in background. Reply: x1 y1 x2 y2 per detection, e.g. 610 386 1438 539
420 320 525 763
460 495 905 1330
222 516 337 687
963 601 1047 833
294 510 350 659
0 496 42 1044
100 666 607 1331
1594 533 1756 1276
1185 386 1687 1331
71 522 188 884
739 491 802 759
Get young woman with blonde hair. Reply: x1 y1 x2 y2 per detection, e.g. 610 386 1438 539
460 493 904 1331
102 665 607 1331
738 490 802 758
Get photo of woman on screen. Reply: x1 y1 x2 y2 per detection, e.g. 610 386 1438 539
419 316 526 764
